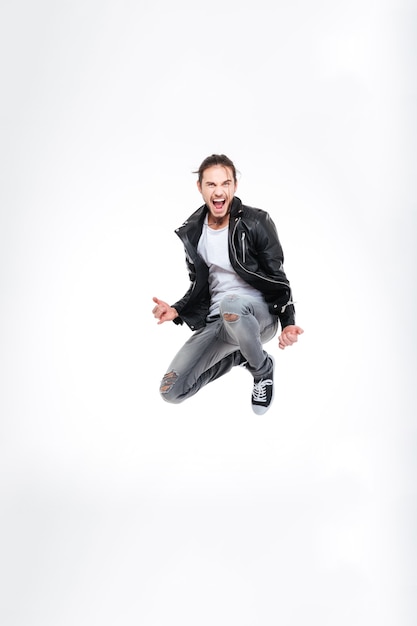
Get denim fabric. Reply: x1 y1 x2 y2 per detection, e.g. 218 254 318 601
160 294 278 404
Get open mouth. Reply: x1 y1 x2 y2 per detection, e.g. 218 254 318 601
212 199 225 211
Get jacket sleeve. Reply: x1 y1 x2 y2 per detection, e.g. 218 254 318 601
278 303 296 329
256 212 296 328
170 256 210 330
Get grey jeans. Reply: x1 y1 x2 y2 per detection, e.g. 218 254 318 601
160 294 278 404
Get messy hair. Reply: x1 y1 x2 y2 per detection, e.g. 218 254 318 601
193 154 238 184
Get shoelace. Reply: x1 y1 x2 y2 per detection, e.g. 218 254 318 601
252 379 273 402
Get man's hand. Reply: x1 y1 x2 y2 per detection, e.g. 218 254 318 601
278 325 304 350
152 297 179 324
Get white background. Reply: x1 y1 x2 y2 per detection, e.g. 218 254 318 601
1 1 416 625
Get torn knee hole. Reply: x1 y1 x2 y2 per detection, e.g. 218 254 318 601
160 370 178 393
223 313 239 322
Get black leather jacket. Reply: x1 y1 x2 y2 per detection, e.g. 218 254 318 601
171 196 296 331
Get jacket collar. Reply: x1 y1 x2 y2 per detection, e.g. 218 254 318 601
229 196 243 218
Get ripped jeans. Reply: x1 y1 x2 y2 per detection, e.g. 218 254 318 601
160 294 278 404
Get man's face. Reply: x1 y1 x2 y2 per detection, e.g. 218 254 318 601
197 165 237 221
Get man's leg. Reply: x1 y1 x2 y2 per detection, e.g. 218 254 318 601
219 295 278 414
219 295 277 379
159 319 240 404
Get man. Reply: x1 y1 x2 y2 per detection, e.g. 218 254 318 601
152 154 303 414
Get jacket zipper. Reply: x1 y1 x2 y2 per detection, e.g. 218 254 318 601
241 232 246 263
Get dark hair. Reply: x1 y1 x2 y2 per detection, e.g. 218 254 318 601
194 154 238 184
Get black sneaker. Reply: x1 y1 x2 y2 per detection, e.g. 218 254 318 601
251 356 274 415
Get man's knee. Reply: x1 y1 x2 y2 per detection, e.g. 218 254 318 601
159 370 182 404
223 312 239 322
160 370 177 393
220 294 246 321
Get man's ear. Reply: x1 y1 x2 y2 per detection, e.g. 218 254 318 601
197 180 202 193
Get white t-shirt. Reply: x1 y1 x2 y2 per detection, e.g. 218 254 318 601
197 216 264 317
